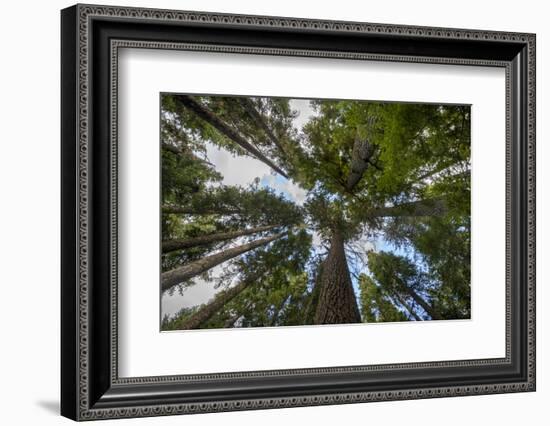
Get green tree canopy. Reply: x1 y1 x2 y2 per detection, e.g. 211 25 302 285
160 94 471 330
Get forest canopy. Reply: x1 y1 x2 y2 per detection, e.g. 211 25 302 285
159 94 471 330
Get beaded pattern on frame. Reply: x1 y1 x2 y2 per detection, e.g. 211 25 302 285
75 4 535 420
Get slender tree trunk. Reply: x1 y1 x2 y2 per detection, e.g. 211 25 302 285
223 300 253 328
176 279 254 329
366 197 448 218
162 224 278 253
270 296 290 326
162 142 214 166
346 133 375 191
304 261 325 324
314 230 362 324
224 313 241 328
161 232 284 292
411 163 464 184
399 285 442 320
392 291 422 321
238 98 287 157
162 204 240 216
173 95 289 178
162 141 183 155
418 165 448 183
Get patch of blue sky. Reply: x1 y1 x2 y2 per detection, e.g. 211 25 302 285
348 233 423 304
259 174 307 206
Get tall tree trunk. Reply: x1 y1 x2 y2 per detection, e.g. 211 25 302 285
399 284 442 320
176 279 253 330
366 197 447 218
161 232 285 292
346 132 375 191
162 204 240 216
408 166 470 190
412 163 462 184
223 300 253 328
270 296 291 326
238 98 287 157
224 313 242 328
162 142 214 166
162 141 183 155
314 230 362 324
304 261 325 324
162 224 278 253
173 95 289 178
392 291 422 321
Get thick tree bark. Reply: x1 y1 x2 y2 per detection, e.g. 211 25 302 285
314 230 362 324
238 98 287 157
162 224 278 253
161 232 284 292
173 95 289 178
176 279 253 330
366 197 448 218
345 133 375 191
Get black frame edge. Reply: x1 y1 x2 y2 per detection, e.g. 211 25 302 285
61 4 79 421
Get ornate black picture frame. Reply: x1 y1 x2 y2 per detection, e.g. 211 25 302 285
61 4 536 421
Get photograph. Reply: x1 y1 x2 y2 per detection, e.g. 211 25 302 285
160 94 471 331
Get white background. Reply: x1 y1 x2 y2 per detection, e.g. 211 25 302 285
0 0 547 425
119 49 506 377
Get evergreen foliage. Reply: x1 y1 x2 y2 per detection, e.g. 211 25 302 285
159 94 471 330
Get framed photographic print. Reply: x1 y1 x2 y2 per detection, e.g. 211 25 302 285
61 4 536 421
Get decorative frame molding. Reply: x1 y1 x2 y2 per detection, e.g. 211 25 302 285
61 4 535 421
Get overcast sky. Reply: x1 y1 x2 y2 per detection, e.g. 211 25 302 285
163 100 318 319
